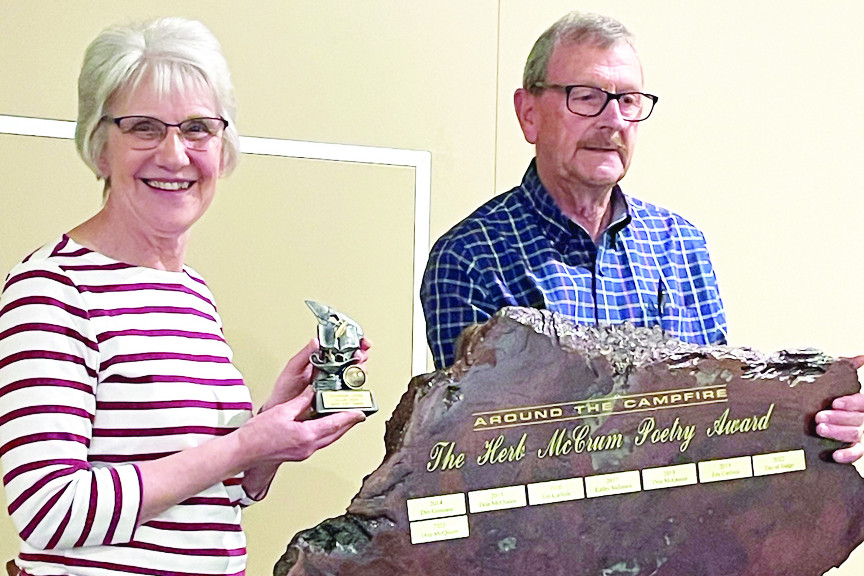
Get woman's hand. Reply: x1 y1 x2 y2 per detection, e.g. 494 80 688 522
815 356 864 464
139 340 370 517
238 337 371 498
240 386 365 465
258 338 318 412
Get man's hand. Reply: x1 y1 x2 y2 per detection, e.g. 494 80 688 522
815 356 864 464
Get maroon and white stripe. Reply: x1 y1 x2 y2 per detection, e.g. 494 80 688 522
0 236 254 575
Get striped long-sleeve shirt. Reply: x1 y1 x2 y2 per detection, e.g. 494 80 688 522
0 235 256 576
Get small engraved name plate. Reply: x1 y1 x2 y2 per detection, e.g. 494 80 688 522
698 456 753 483
527 478 586 506
319 390 375 411
585 470 642 498
753 449 806 477
409 515 470 544
642 463 699 491
406 493 467 522
467 485 527 513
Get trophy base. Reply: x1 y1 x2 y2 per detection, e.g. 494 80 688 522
313 389 378 416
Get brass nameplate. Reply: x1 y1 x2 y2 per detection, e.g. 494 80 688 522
642 463 699 491
585 470 642 498
698 456 754 483
320 390 375 410
527 478 585 506
467 485 527 513
406 493 466 522
753 449 806 476
409 515 470 544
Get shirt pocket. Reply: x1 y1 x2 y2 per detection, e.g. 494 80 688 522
660 303 700 339
643 278 700 340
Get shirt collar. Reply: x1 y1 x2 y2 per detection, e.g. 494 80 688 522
521 159 632 245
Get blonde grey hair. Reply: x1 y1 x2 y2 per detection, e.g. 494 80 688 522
75 17 240 179
523 12 635 92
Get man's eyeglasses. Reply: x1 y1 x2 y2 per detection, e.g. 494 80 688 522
531 84 659 122
103 115 228 150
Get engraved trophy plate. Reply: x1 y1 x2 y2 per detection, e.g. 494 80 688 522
306 300 377 416
278 308 864 576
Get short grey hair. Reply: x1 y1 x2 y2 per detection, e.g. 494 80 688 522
523 12 635 92
75 17 240 179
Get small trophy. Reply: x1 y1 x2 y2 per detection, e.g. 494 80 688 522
306 300 378 416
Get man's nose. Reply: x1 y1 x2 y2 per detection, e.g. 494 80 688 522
597 98 628 128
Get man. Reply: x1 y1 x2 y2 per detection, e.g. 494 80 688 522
420 12 863 462
422 12 724 369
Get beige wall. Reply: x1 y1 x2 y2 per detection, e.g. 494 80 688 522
1 1 862 574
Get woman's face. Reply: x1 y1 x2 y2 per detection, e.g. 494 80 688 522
97 81 224 240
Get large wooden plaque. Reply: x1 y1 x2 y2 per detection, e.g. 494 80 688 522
276 308 864 576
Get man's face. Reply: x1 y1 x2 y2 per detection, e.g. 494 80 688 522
516 41 644 194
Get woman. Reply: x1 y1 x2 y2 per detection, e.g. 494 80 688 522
0 18 366 576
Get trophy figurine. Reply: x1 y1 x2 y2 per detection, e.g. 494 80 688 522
306 300 378 416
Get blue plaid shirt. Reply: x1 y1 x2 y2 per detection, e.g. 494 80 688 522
421 160 727 368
